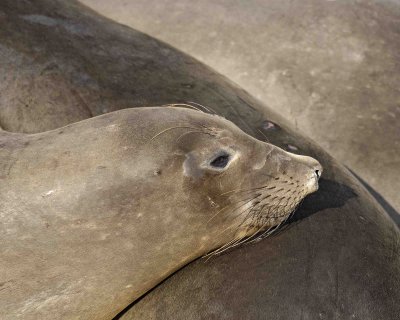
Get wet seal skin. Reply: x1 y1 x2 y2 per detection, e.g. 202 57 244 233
0 107 321 320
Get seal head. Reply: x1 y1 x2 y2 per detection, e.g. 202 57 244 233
147 107 322 252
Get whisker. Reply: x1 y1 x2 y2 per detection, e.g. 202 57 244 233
205 203 258 258
226 224 266 249
204 236 241 259
257 128 270 142
247 226 276 244
256 205 297 242
150 125 201 141
286 199 304 222
218 184 274 197
250 213 285 242
215 202 268 254
214 212 269 255
207 237 244 257
207 194 260 223
176 130 209 143
229 204 257 230
185 101 218 115
165 103 204 113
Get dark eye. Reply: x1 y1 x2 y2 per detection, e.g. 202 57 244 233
210 153 230 168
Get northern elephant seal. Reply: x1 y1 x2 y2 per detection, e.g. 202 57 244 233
0 1 399 319
0 106 321 319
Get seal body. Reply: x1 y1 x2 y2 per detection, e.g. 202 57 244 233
0 107 321 319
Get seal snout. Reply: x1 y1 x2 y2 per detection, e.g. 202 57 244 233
284 152 322 193
304 157 323 192
315 169 321 180
313 162 323 181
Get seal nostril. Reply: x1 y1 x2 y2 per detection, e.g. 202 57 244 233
315 170 320 179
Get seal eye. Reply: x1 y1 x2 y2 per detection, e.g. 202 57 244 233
210 153 230 169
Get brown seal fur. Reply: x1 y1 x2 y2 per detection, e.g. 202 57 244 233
0 107 321 319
